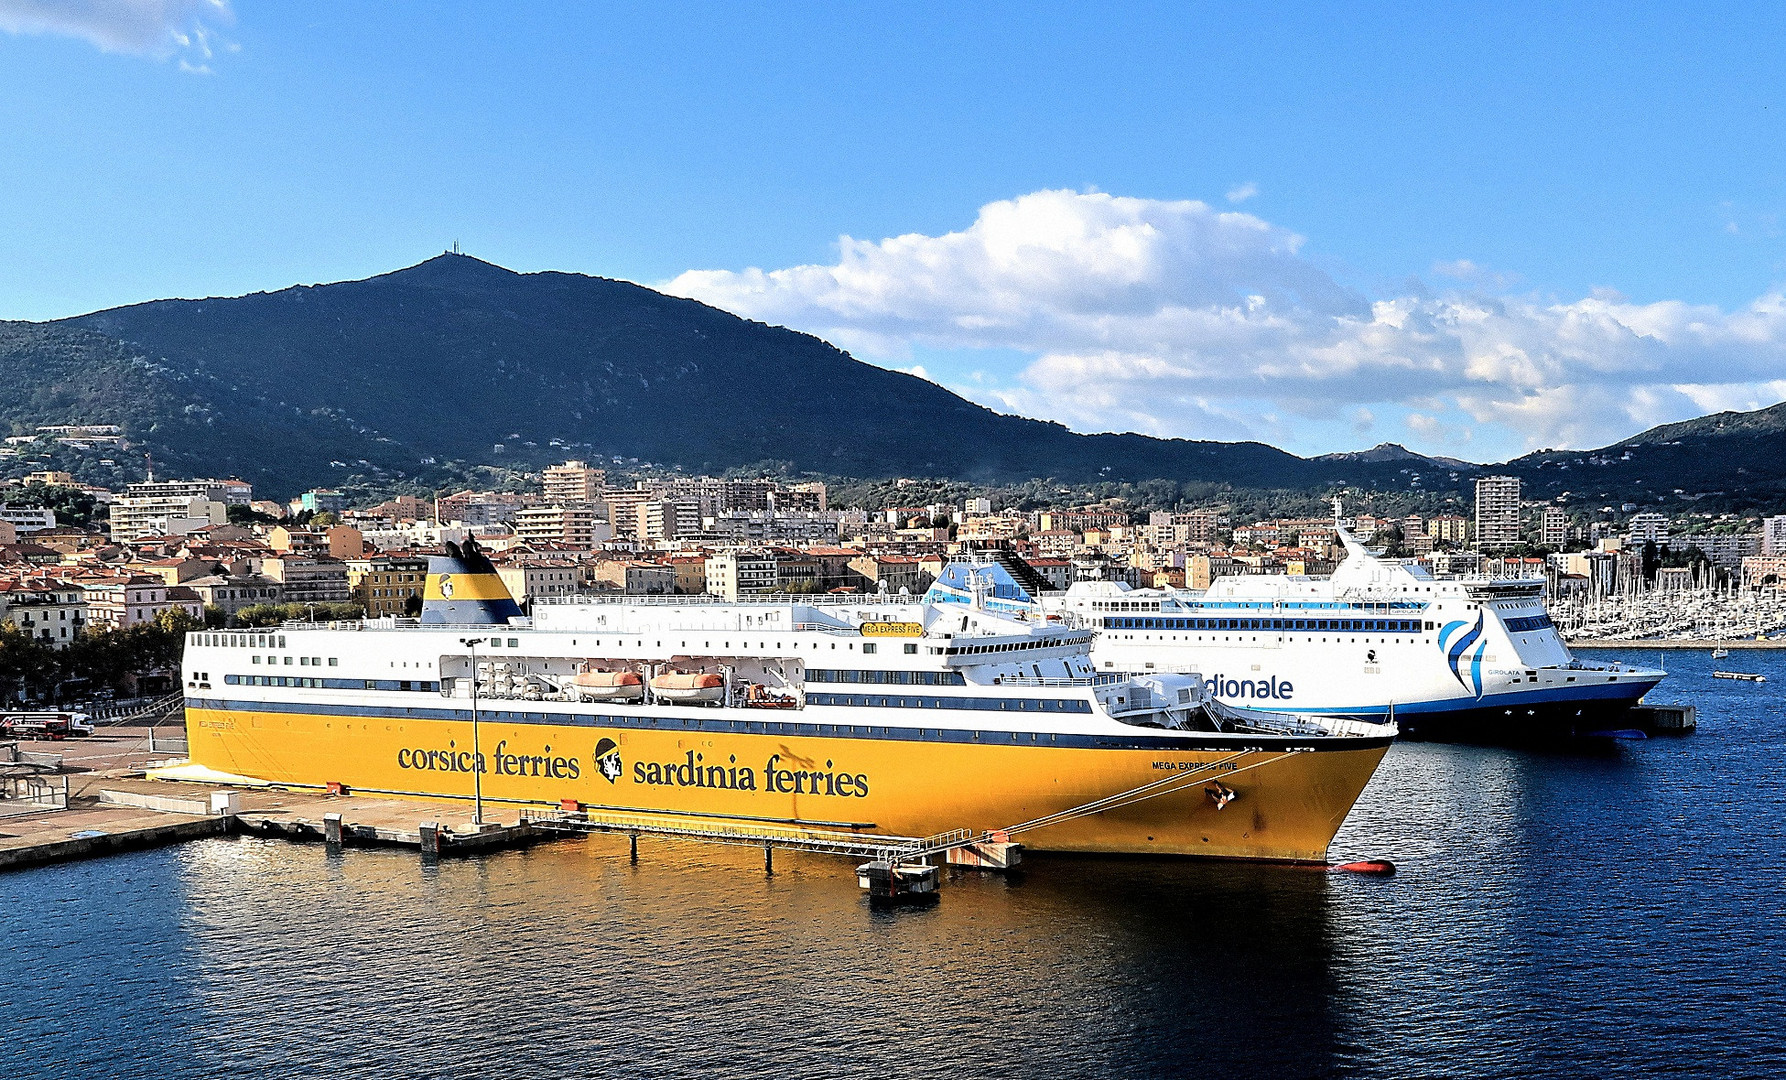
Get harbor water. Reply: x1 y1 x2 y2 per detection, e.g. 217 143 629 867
5 648 1783 1079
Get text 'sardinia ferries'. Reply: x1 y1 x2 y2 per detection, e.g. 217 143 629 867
179 542 1393 861
1015 528 1663 741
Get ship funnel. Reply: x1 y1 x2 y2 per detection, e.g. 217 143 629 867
420 538 523 625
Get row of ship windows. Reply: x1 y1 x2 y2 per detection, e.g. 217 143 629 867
194 633 288 648
943 637 1087 656
1105 617 1428 633
223 676 440 691
807 693 1091 713
1094 601 1422 612
1503 615 1556 632
807 669 967 686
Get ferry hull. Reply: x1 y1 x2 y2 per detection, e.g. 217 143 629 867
185 703 1390 862
1394 688 1661 741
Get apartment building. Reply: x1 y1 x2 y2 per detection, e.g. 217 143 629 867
1473 475 1523 550
515 505 609 548
542 460 607 505
346 555 429 618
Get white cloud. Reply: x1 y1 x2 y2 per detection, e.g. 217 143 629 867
0 0 233 69
664 189 1786 459
1225 181 1258 204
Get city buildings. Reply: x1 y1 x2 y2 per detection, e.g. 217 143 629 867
0 505 56 535
111 478 251 542
1627 512 1671 547
0 579 87 647
1427 514 1469 545
1761 515 1786 556
261 556 351 604
346 555 429 618
704 550 780 600
515 505 610 548
499 561 590 604
541 460 606 505
1542 507 1569 549
1474 475 1523 550
590 560 675 595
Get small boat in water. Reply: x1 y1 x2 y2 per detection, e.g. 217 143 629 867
650 671 726 704
1712 671 1766 683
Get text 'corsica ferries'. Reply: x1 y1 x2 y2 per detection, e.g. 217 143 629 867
1030 526 1665 741
179 542 1393 861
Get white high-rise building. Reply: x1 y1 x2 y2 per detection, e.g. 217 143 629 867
1541 506 1569 549
1628 512 1671 547
1473 475 1523 550
1763 515 1786 556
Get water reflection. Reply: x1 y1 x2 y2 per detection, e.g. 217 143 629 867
155 836 1350 1079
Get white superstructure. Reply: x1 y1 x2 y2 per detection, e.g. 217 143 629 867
1034 529 1664 738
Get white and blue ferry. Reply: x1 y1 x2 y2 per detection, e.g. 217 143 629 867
930 532 1665 741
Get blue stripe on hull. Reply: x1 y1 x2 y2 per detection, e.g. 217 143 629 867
1253 677 1662 723
186 696 1393 754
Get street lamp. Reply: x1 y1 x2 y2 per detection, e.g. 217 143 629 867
459 636 486 825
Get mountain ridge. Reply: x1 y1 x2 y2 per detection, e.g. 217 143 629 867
0 253 1776 510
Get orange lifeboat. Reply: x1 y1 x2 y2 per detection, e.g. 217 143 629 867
572 670 645 703
649 671 725 704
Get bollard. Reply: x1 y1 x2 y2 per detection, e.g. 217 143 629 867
323 812 343 846
418 821 441 856
629 833 638 863
764 843 773 875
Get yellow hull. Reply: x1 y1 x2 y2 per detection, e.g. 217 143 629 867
186 706 1388 861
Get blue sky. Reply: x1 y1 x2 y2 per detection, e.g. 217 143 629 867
3 2 1785 462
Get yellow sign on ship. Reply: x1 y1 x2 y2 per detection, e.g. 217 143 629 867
860 621 924 638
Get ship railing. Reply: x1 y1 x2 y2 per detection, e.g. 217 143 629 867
997 674 1126 688
1311 715 1398 738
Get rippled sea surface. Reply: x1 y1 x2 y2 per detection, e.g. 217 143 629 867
6 648 1784 1079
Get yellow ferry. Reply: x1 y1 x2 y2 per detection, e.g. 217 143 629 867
177 544 1393 861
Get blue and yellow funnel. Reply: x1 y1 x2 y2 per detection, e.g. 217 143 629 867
421 539 523 625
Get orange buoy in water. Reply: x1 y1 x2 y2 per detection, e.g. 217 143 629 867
1332 859 1397 876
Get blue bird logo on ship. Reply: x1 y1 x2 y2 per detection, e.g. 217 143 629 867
1438 614 1488 698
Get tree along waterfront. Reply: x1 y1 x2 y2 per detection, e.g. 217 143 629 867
0 609 198 705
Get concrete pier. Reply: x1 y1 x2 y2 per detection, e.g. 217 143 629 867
856 860 941 903
1630 703 1698 734
944 838 1024 871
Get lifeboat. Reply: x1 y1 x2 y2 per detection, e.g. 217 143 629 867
650 671 725 704
571 670 645 702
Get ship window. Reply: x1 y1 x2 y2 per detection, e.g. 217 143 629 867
252 656 261 664
328 658 339 666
